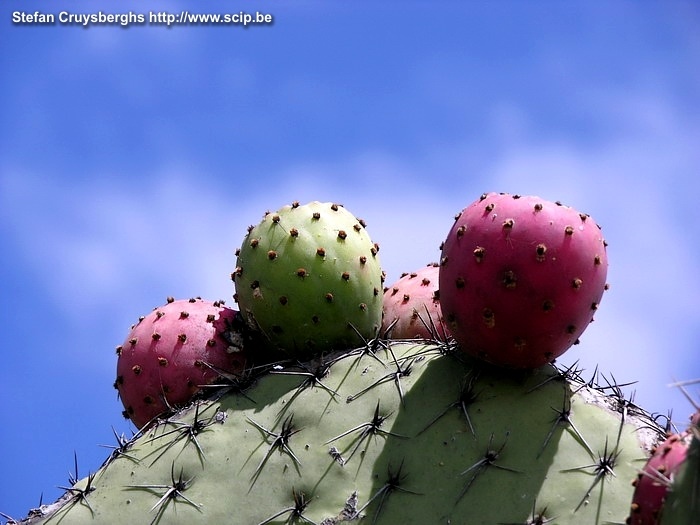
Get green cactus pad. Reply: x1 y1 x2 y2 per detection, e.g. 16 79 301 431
22 342 662 524
233 201 384 359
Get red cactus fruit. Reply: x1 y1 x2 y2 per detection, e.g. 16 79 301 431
114 297 247 429
439 192 608 368
381 263 451 341
627 431 692 524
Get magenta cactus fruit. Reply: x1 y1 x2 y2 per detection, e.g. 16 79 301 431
628 431 692 524
381 262 450 340
114 297 247 429
439 192 609 368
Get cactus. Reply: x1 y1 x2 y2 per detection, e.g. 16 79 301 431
20 341 663 524
114 297 248 429
660 424 700 525
12 193 697 525
381 263 450 341
628 431 692 524
439 192 609 369
628 384 700 525
232 201 384 360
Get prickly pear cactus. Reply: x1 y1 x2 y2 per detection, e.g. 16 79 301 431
233 201 384 359
660 425 700 524
439 192 609 368
628 431 692 524
115 297 248 429
381 263 450 341
23 341 663 525
627 383 699 525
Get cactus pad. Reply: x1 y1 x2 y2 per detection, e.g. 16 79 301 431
27 342 662 524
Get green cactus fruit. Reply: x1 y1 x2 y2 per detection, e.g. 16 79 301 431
233 201 384 359
22 342 663 525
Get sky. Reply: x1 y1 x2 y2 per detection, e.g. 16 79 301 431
1 0 699 520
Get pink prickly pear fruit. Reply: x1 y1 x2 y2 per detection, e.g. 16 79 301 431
627 431 692 524
439 192 608 368
381 263 451 341
114 297 247 429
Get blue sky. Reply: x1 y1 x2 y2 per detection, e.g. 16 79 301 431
1 0 699 520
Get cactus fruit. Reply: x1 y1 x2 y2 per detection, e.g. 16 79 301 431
381 263 450 341
114 298 247 429
26 342 663 524
627 382 700 525
439 192 609 368
627 431 692 524
660 424 700 524
233 201 384 359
